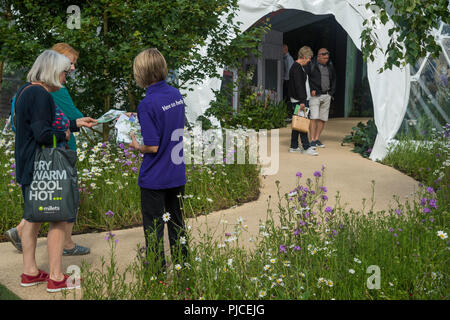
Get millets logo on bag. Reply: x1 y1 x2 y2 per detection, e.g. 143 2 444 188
38 206 61 212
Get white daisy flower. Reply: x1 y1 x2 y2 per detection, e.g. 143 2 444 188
349 269 356 274
258 290 266 298
437 231 448 240
174 264 182 271
162 212 171 222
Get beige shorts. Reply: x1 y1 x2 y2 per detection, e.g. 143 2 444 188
309 94 331 121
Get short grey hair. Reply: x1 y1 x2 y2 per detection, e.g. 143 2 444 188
27 50 70 88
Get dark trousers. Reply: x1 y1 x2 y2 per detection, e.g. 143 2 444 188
140 185 188 272
290 130 311 150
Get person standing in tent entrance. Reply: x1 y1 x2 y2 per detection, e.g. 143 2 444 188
306 48 336 148
129 48 188 276
5 43 92 257
288 46 318 156
283 44 295 119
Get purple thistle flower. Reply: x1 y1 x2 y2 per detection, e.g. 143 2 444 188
10 163 16 169
10 171 15 176
322 195 328 201
423 207 431 213
225 233 231 237
389 228 394 232
320 186 328 193
426 187 435 194
279 245 287 253
296 172 302 178
325 206 332 213
105 210 114 217
429 199 437 209
119 143 125 149
294 229 301 236
132 167 139 173
395 209 402 216
313 171 322 178
393 233 398 237
310 190 316 195
420 198 428 206
294 246 301 251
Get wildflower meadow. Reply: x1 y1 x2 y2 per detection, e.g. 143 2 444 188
0 120 448 300
79 121 448 300
0 122 260 238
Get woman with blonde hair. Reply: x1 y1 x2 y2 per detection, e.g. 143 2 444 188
14 49 96 292
129 48 188 275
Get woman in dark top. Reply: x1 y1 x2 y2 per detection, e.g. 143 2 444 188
14 50 96 293
288 46 318 156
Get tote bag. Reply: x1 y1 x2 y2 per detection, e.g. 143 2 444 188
292 106 310 133
23 137 79 222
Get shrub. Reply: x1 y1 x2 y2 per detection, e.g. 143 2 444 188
341 119 378 158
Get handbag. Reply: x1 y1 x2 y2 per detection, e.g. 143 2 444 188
23 136 79 222
292 105 310 133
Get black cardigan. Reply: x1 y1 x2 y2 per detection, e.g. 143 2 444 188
288 62 308 105
305 58 337 97
14 83 79 185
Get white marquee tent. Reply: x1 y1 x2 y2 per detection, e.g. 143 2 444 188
182 0 413 161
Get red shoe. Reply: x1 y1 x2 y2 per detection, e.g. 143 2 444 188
20 270 49 287
47 274 81 293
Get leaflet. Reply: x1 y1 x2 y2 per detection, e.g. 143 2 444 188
114 113 143 144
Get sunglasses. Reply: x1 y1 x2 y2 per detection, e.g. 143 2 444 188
319 52 330 56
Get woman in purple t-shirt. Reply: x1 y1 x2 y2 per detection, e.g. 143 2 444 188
130 48 187 276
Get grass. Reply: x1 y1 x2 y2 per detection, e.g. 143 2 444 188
0 283 21 300
0 125 260 239
78 163 449 300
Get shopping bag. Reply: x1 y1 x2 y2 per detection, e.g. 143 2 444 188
23 137 79 222
292 105 310 133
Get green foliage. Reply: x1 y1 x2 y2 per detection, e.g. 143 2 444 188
204 69 287 130
342 119 378 158
0 0 266 128
383 124 450 187
80 168 449 300
361 0 449 72
0 126 260 238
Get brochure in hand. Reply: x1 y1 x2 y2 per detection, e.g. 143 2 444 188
96 109 126 123
115 113 143 144
293 105 310 118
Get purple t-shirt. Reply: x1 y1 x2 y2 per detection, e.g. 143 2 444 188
137 80 186 189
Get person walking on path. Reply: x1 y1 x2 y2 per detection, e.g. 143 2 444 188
5 43 91 256
306 48 336 148
14 50 96 292
288 46 318 156
129 48 188 276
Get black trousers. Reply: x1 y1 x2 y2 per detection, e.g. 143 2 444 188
290 101 311 150
140 185 188 271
